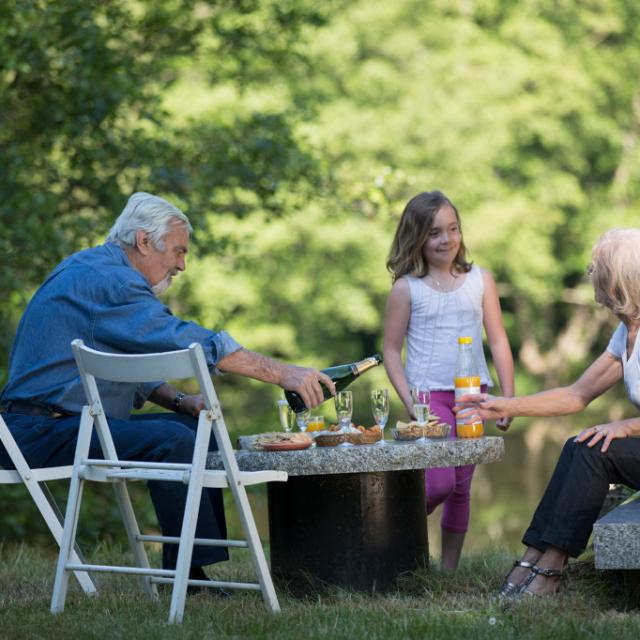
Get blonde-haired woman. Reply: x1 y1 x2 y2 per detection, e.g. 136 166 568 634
456 227 640 599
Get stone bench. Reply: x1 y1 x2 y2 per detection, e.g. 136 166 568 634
593 490 640 570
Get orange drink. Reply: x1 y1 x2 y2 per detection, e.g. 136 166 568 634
457 422 484 438
454 375 484 438
306 415 325 432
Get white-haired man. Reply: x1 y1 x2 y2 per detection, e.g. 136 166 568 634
0 192 332 586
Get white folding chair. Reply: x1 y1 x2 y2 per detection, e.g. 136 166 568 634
50 340 287 623
0 415 97 595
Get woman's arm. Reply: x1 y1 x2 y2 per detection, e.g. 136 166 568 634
481 269 515 430
456 350 623 420
383 279 415 418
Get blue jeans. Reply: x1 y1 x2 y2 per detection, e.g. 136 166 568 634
0 411 227 569
523 436 640 557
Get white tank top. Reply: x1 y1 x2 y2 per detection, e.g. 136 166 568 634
404 265 493 391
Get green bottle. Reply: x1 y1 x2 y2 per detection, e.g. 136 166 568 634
285 354 383 413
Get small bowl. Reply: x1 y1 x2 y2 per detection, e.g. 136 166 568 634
391 427 424 442
424 422 452 439
315 433 347 447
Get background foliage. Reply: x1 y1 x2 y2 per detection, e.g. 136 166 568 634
2 0 640 545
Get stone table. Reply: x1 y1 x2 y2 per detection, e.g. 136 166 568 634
207 436 504 593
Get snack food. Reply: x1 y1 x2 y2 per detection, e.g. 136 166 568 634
315 433 347 447
393 421 425 440
347 425 382 445
424 421 451 438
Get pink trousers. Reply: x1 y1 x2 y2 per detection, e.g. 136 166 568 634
424 388 484 534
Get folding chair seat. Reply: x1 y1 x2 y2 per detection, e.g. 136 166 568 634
0 415 97 594
51 340 287 624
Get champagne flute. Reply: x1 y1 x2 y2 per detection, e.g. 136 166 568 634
335 390 353 446
411 387 431 443
370 388 390 445
295 409 310 433
276 399 295 433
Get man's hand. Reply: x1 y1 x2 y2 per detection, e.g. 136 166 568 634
574 422 633 453
179 393 206 417
279 365 335 410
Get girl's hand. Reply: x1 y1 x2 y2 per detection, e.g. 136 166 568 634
495 416 513 432
574 422 633 453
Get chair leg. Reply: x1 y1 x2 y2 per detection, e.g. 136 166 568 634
233 484 280 613
52 406 94 613
112 481 157 599
51 475 86 613
168 413 211 624
39 482 97 595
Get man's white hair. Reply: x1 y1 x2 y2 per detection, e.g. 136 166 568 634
106 192 192 250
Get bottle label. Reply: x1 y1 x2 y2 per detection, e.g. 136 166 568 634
454 376 483 436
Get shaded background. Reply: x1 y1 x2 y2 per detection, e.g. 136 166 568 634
2 0 639 557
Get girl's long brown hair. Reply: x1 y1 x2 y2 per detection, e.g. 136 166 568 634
386 191 472 283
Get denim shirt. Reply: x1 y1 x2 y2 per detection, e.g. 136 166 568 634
0 243 242 419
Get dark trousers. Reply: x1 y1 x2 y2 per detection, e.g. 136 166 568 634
0 411 227 569
523 436 640 557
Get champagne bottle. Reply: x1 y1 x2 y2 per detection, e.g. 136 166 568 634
285 354 383 413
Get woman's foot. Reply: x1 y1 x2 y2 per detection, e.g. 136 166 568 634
520 566 563 597
497 548 542 599
518 546 567 598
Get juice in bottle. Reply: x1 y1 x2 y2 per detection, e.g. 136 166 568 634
454 336 484 438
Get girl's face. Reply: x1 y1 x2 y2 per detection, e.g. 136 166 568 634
422 205 461 269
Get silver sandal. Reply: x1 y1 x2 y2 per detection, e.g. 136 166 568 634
519 565 563 598
497 559 537 600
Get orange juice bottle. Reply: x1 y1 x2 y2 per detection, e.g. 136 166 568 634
454 336 484 438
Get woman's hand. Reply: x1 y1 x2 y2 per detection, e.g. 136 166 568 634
574 422 633 453
454 393 512 422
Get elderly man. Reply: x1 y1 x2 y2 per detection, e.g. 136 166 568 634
0 192 332 584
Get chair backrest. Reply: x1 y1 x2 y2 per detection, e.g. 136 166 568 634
70 339 233 465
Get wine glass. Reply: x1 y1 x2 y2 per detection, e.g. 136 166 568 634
335 390 353 445
370 388 390 445
276 399 295 433
411 387 431 443
295 409 310 433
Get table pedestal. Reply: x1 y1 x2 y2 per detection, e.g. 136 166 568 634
268 469 428 593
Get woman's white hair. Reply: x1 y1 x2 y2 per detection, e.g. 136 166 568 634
106 192 192 250
590 227 640 320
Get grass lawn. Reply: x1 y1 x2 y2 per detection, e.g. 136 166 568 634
1 543 639 639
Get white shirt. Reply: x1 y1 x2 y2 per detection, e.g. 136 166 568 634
404 265 493 391
606 322 640 409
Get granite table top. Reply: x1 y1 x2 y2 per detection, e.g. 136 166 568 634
206 435 504 477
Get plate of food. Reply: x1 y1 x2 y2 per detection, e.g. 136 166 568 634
262 440 312 451
253 432 313 451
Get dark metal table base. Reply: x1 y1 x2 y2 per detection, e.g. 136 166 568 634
268 469 428 594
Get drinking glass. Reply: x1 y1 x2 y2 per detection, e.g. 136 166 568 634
370 388 390 445
295 409 310 433
334 390 353 444
276 399 295 433
411 388 431 425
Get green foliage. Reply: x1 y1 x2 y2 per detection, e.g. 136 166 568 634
3 0 640 543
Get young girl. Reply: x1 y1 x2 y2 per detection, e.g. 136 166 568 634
383 190 514 572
